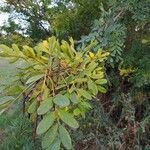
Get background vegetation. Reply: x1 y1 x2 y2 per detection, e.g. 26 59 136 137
0 0 149 149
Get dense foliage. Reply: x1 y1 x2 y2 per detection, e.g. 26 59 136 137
0 0 149 149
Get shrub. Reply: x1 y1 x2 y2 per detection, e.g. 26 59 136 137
0 36 108 149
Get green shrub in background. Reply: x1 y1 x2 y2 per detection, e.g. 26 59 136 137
0 112 41 150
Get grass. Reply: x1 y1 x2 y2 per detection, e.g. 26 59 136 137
0 58 17 92
0 112 41 150
0 59 41 150
0 108 42 150
0 58 18 115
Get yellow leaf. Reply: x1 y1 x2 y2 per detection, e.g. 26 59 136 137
42 40 49 49
88 52 95 58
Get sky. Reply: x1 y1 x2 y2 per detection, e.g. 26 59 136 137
0 13 9 26
0 0 51 34
0 0 9 27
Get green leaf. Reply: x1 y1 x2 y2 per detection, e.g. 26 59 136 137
42 124 58 149
73 108 81 116
74 78 87 83
88 80 98 95
27 100 37 114
79 89 92 100
48 138 61 150
87 62 98 72
59 125 72 150
81 102 92 109
36 112 55 135
37 97 53 115
12 44 20 53
0 44 12 56
70 92 78 104
98 86 107 93
42 86 50 100
26 74 44 84
91 72 104 79
58 110 79 129
23 45 35 57
9 57 19 63
53 94 70 107
95 79 107 84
